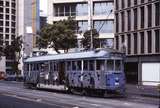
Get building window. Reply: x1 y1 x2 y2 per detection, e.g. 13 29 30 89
121 12 125 32
155 30 160 53
128 0 131 7
5 28 9 33
11 15 15 21
147 31 152 53
6 21 9 26
6 15 9 20
6 1 9 6
115 36 119 50
93 2 113 15
127 10 131 31
134 33 137 54
11 2 16 8
140 6 144 28
0 14 3 19
127 34 131 54
93 20 114 33
5 34 9 39
134 0 137 5
77 21 88 33
0 1 3 6
155 2 159 26
6 8 9 13
121 0 124 9
115 13 119 32
54 3 88 17
11 9 16 15
0 7 3 12
134 8 137 30
141 0 144 3
0 21 3 25
148 4 152 27
140 32 144 54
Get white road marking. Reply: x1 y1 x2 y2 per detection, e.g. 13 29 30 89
72 107 79 108
124 102 132 106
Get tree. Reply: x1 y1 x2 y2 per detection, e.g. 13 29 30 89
81 29 100 50
38 17 78 53
4 36 22 77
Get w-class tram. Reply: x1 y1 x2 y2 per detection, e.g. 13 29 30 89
24 49 126 96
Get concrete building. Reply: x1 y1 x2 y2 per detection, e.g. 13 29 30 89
17 0 40 75
114 0 160 86
47 0 114 48
0 0 17 75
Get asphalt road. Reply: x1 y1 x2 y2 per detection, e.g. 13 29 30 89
0 80 159 108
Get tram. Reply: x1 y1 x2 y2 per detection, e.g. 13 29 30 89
24 49 126 95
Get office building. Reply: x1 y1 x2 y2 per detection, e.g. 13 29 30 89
114 0 160 85
47 0 114 48
0 0 17 75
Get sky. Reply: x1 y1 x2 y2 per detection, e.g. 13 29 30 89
40 0 47 16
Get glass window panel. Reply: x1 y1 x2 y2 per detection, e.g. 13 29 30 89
67 62 71 71
72 61 76 70
107 60 114 71
77 61 81 70
76 3 88 16
65 5 70 16
93 2 113 15
77 21 88 33
83 60 88 70
94 20 114 33
89 60 94 71
115 60 121 71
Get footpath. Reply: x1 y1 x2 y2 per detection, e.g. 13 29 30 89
126 84 160 98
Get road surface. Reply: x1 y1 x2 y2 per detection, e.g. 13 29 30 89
0 81 159 108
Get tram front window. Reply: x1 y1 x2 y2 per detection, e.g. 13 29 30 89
107 60 114 71
115 60 121 72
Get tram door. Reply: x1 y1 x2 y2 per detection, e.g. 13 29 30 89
58 62 65 84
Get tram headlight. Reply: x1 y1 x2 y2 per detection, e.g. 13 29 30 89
115 77 119 86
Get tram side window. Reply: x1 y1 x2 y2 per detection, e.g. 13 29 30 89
24 64 29 71
96 60 105 71
115 60 121 71
67 61 71 71
89 60 94 71
77 61 81 71
53 63 58 71
72 61 76 70
83 60 88 71
107 60 114 71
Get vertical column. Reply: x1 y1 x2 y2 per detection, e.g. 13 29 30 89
152 30 155 53
144 31 148 54
137 7 141 30
138 62 142 85
144 5 148 29
131 33 134 55
137 33 141 54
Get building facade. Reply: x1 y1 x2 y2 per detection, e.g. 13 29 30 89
114 0 160 85
18 0 40 75
47 0 114 48
0 0 17 75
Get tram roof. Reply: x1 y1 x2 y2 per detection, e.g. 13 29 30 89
24 49 122 63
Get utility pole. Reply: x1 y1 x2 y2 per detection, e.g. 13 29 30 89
89 0 93 50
